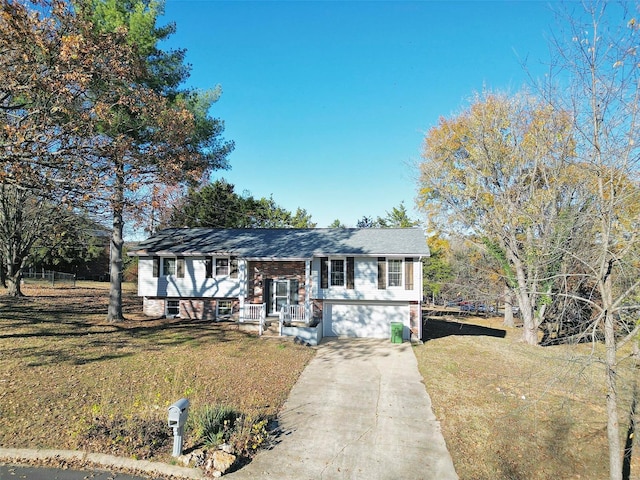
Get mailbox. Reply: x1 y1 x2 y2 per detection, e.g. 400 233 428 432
168 398 190 428
168 398 190 457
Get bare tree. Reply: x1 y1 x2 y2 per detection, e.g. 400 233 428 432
537 3 640 478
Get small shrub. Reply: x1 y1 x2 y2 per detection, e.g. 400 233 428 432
227 415 273 459
190 404 240 447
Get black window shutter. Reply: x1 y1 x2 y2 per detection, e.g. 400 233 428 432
264 280 272 314
377 257 386 290
177 257 185 278
346 257 355 289
205 257 213 278
320 257 328 289
405 258 414 290
152 257 159 278
230 257 238 278
290 279 299 303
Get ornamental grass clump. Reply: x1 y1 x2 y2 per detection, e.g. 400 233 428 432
190 404 273 460
190 404 239 447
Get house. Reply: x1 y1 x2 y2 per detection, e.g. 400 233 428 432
128 228 429 340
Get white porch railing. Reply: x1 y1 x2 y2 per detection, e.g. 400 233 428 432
241 303 266 322
279 304 307 324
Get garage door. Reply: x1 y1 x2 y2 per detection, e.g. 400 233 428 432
323 303 409 338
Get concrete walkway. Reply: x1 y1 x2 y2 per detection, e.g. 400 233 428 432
227 338 458 480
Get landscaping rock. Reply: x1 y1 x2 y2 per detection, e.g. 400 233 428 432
211 450 236 474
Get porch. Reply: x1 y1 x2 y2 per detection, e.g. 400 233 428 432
238 303 322 345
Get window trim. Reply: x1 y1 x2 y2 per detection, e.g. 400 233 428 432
166 299 180 317
162 257 176 277
330 258 345 287
207 256 239 278
215 257 230 276
217 300 233 317
387 259 402 288
161 257 185 278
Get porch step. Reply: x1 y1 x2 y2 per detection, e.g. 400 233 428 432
263 322 280 336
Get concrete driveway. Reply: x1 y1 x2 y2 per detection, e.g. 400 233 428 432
227 338 458 480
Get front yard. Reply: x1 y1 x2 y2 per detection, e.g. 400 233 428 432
0 283 315 462
415 315 640 480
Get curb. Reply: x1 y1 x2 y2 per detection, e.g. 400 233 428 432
0 448 203 479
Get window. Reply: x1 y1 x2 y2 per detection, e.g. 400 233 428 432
330 259 345 286
162 257 184 277
216 258 229 276
320 257 351 289
167 300 180 317
217 300 233 317
388 259 402 287
207 257 238 278
163 258 176 276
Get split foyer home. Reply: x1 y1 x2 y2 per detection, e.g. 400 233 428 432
128 227 429 341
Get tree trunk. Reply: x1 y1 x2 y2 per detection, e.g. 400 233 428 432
6 267 23 296
503 284 514 328
107 161 125 322
605 308 622 480
602 266 622 480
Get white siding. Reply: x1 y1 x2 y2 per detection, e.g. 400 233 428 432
311 257 422 302
137 256 243 298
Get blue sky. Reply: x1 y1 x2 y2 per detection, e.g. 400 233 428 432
160 0 557 227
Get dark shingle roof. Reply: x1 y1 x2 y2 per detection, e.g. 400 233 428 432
128 228 429 259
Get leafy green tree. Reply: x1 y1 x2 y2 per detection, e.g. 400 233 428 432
166 180 315 229
377 202 420 228
356 216 380 228
329 219 346 228
30 214 110 279
290 208 317 228
83 0 233 321
168 180 248 228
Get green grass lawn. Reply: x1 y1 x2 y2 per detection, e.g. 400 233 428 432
0 283 315 461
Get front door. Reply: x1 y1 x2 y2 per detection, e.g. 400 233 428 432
272 280 289 315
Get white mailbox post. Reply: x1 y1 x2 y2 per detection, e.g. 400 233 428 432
168 398 190 457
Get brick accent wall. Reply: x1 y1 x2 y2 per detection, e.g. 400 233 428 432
143 297 165 317
409 301 421 337
143 297 239 321
247 261 307 304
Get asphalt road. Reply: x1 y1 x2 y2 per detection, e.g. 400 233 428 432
0 465 158 480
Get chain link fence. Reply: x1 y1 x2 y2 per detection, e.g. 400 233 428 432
22 269 76 287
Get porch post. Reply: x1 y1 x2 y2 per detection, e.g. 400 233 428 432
238 259 246 322
305 260 311 324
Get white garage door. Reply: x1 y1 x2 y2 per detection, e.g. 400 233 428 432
323 303 409 338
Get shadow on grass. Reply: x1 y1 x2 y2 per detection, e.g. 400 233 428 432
0 289 262 366
423 318 507 341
